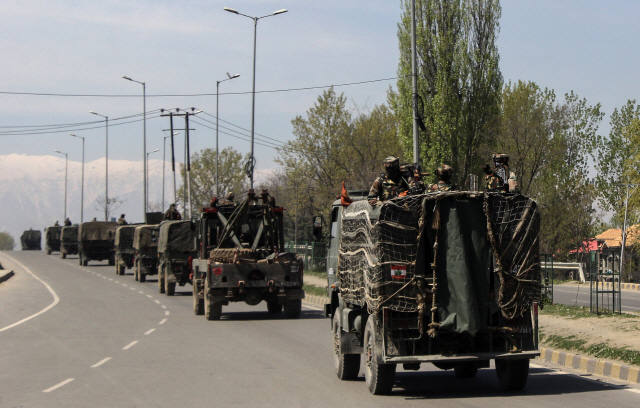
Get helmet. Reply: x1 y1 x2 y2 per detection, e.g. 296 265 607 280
383 156 400 175
227 192 235 200
493 153 509 166
435 164 453 181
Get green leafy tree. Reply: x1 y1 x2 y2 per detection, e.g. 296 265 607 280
389 0 502 183
0 231 15 250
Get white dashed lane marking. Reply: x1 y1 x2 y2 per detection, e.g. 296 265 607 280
165 311 170 316
146 295 153 299
43 378 74 393
154 300 161 304
138 291 144 294
91 357 111 368
161 305 167 309
144 329 156 335
122 341 138 350
159 319 167 325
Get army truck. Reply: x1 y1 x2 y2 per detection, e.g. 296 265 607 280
21 229 41 251
45 226 62 254
114 225 138 275
60 225 78 259
157 220 196 296
78 222 118 266
132 225 159 283
323 190 541 395
191 189 305 320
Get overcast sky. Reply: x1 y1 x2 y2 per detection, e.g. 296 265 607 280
1 0 639 174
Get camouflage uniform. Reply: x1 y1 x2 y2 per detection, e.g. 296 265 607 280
164 204 182 221
368 156 421 202
484 154 518 193
54 221 60 227
64 218 72 226
117 214 128 225
427 164 455 192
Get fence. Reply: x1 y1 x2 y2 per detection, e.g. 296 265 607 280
284 241 327 271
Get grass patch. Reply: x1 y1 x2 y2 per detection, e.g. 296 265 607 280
541 303 636 319
543 334 640 367
304 270 326 278
303 284 328 298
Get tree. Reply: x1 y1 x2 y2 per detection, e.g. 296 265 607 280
0 231 15 250
389 0 502 183
178 147 248 212
94 195 125 221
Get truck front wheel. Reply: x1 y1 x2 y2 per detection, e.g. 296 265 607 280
204 276 222 321
364 318 395 395
495 359 529 391
333 313 360 380
193 281 204 315
284 299 301 319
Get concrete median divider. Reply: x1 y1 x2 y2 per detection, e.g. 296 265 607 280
302 293 328 309
539 346 640 384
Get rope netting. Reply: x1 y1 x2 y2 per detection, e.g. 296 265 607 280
337 191 540 321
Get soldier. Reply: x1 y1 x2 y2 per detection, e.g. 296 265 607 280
483 154 519 193
117 214 128 225
368 156 423 206
64 218 72 226
92 217 97 222
226 192 235 203
54 221 60 227
164 203 182 221
427 165 455 192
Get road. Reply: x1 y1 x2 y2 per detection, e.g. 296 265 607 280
552 283 640 313
1 250 639 407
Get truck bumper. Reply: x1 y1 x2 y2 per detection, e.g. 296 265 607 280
383 350 540 364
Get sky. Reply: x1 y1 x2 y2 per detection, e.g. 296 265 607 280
1 0 639 175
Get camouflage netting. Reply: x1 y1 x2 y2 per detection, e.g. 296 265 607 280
338 191 540 326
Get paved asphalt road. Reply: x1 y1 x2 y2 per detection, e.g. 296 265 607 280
552 283 640 313
1 251 640 407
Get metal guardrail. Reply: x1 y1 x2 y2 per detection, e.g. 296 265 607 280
284 241 327 271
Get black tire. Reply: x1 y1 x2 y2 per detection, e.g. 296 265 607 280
364 318 396 395
283 299 302 319
158 269 165 294
193 280 204 315
83 256 88 266
108 256 115 266
61 252 66 259
166 280 175 296
204 275 222 321
46 248 51 255
454 362 478 378
495 359 529 391
78 253 83 266
267 299 283 314
118 264 125 276
139 264 146 283
333 313 361 380
134 261 139 281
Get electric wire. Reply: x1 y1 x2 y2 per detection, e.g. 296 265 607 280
191 114 285 148
199 111 284 144
0 114 163 137
189 118 280 150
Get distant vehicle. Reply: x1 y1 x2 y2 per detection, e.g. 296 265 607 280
45 226 62 255
78 222 118 266
323 190 541 395
191 189 304 320
114 225 138 275
157 220 196 296
21 229 41 251
60 225 78 259
132 225 159 283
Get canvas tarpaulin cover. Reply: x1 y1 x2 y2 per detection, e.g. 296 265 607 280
22 230 41 241
133 225 158 249
79 222 118 241
61 226 78 243
46 226 61 241
115 225 137 247
338 191 540 336
158 221 193 253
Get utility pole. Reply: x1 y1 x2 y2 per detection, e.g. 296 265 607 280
410 0 420 166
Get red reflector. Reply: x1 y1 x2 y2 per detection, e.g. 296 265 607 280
213 267 222 276
202 207 218 213
271 207 284 213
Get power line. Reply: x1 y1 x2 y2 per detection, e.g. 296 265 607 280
0 77 400 98
0 114 163 136
200 111 285 144
189 118 280 150
193 113 285 147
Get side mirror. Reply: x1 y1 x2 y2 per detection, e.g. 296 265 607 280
312 216 323 240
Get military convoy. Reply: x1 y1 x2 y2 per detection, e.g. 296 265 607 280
157 220 196 296
114 225 138 275
132 225 159 283
60 225 78 259
191 190 305 320
78 221 118 266
20 229 41 251
45 226 62 254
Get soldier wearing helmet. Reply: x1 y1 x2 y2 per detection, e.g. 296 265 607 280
483 154 518 193
164 203 182 220
368 156 423 205
428 164 455 192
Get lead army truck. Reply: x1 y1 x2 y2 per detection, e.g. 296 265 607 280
21 229 41 251
45 225 62 255
192 190 305 320
157 220 197 296
78 222 118 266
60 225 78 259
324 190 541 395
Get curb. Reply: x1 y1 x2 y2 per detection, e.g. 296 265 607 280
599 282 640 292
0 270 14 284
302 293 328 309
539 346 640 384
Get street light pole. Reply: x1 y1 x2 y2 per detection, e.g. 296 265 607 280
162 132 178 212
54 150 68 222
122 76 147 216
147 149 160 206
69 133 84 223
216 73 240 196
224 6 287 189
89 111 108 220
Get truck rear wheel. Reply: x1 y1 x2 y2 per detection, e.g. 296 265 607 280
284 299 301 319
364 318 395 395
139 265 146 283
454 362 478 378
495 359 529 391
46 248 52 255
204 276 222 321
333 313 360 380
166 280 175 296
134 261 139 281
193 281 204 315
267 299 282 314
118 263 125 276
108 255 115 266
158 269 165 293
61 252 66 259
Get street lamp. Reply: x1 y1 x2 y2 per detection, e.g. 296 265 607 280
216 72 240 196
163 132 179 212
54 150 68 222
69 133 85 223
224 6 288 189
147 149 160 204
122 76 147 215
89 111 109 221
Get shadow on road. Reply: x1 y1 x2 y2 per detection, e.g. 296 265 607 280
218 309 325 321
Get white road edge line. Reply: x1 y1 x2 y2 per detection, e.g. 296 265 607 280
91 357 112 368
122 341 138 350
43 378 74 393
144 329 156 335
626 388 640 394
159 319 167 325
0 253 61 333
